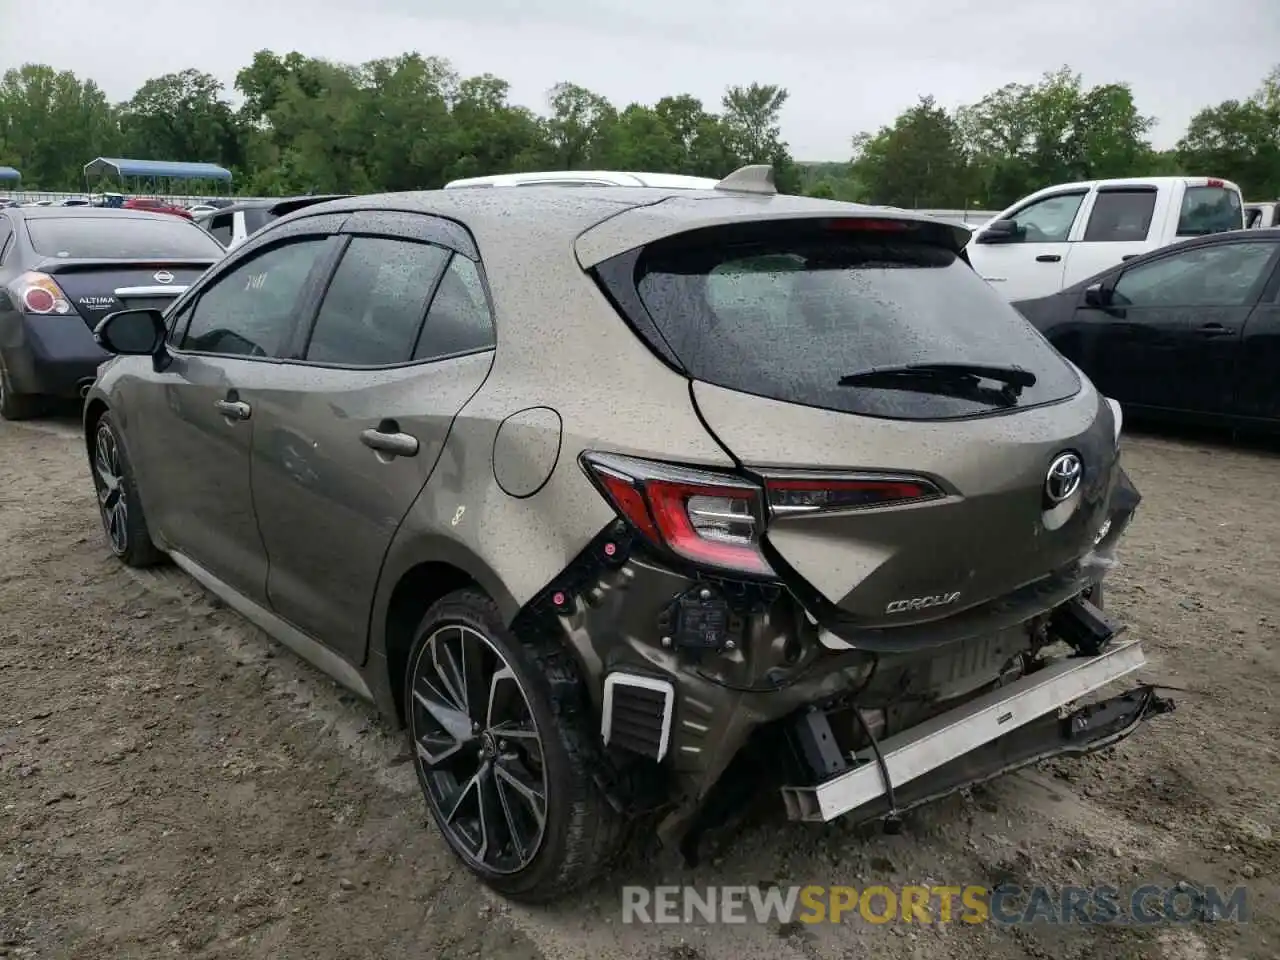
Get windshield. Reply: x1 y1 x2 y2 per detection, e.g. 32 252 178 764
25 215 225 259
619 222 1081 420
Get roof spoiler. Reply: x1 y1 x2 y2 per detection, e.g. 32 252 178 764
714 164 777 196
268 194 353 217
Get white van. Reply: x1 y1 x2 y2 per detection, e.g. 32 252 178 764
967 177 1245 301
444 170 720 190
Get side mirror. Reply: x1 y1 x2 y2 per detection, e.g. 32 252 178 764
94 308 167 356
1084 281 1119 310
974 218 1020 243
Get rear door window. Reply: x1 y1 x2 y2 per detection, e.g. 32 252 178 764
413 255 497 361
1082 189 1157 242
304 236 449 366
603 220 1081 420
1177 185 1244 236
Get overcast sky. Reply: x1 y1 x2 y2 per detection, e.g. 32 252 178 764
3 0 1277 159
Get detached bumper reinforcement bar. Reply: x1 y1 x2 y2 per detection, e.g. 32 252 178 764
781 638 1150 823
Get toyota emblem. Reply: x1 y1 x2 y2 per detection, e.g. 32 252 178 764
1044 452 1083 504
153 270 174 284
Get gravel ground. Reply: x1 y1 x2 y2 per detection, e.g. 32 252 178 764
1 413 1276 960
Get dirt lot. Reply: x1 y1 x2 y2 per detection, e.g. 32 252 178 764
1 413 1277 960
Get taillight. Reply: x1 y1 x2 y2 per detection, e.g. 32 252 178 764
580 452 774 576
11 272 72 316
764 474 943 516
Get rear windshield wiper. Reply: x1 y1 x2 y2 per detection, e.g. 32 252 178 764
837 362 1037 406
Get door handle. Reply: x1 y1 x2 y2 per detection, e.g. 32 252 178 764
1195 323 1234 338
1035 254 1062 263
360 427 419 458
214 399 251 420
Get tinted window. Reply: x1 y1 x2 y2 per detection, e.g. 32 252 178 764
1113 242 1277 308
181 239 328 357
1009 193 1085 243
1083 190 1156 242
413 254 497 360
1177 186 1243 236
306 237 448 365
25 216 225 259
616 222 1080 421
207 213 234 246
243 209 273 236
0 218 12 263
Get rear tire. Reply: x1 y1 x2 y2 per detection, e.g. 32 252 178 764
405 588 627 903
0 359 44 421
90 412 164 567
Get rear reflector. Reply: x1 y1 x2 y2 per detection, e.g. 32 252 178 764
826 218 913 233
765 474 943 516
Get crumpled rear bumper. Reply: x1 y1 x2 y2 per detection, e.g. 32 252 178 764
779 637 1172 823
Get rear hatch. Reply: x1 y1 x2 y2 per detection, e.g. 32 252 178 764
24 214 222 329
586 209 1119 634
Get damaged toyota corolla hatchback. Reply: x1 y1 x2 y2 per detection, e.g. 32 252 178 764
82 166 1170 903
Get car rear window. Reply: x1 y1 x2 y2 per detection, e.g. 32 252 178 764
598 220 1082 421
25 216 225 259
1177 185 1243 236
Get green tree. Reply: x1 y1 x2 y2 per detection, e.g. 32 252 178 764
719 83 799 191
850 96 972 208
120 70 244 171
0 64 119 190
543 82 617 168
957 67 1155 207
1177 66 1280 198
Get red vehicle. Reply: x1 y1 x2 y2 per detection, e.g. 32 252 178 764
121 197 194 220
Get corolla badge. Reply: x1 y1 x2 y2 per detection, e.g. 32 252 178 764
153 270 175 284
886 591 961 614
1045 452 1083 504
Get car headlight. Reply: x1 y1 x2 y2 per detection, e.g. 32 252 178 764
1105 397 1123 446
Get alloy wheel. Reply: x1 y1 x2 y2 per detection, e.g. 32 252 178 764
93 423 128 554
410 624 549 874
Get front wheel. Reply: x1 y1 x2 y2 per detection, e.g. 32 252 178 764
405 589 626 902
91 412 164 567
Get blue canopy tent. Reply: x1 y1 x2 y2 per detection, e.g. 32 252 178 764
83 157 233 203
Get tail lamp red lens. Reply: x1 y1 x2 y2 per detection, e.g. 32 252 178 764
12 272 72 316
581 453 944 578
581 453 773 576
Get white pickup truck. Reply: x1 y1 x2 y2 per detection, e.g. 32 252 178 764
966 176 1245 301
1245 201 1280 228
